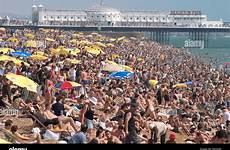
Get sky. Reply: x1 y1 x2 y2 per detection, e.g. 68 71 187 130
0 0 230 21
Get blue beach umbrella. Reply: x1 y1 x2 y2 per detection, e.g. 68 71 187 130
109 71 134 80
10 51 31 58
185 81 193 85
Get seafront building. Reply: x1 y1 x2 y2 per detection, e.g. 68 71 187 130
31 2 223 28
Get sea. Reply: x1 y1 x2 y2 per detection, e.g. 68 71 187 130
166 34 230 73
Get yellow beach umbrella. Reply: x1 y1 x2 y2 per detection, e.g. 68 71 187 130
103 60 124 72
70 49 80 56
59 48 69 55
70 39 78 44
24 40 37 48
79 40 92 45
109 38 116 42
173 83 188 88
5 73 38 93
149 80 158 86
45 38 55 42
95 42 106 48
0 48 14 54
106 43 115 47
137 58 144 61
7 37 19 43
34 51 47 56
111 54 119 60
122 65 133 71
117 36 126 41
25 33 34 39
0 138 11 144
0 55 29 66
85 46 104 55
29 54 48 61
0 38 3 42
65 58 81 64
69 81 82 87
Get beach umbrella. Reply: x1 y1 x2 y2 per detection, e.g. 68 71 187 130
185 81 193 85
45 38 55 42
0 48 14 54
55 81 81 90
106 43 115 47
0 69 4 76
34 51 47 56
117 36 126 41
70 39 78 44
149 80 158 86
137 58 144 61
5 73 38 93
121 65 133 72
24 40 37 48
65 58 81 64
224 62 230 67
25 33 34 39
95 42 107 48
91 32 98 35
7 37 19 43
0 138 11 144
111 54 120 59
102 60 124 72
10 51 32 58
109 71 134 80
109 38 116 42
29 54 48 61
173 83 188 88
70 49 80 56
0 55 30 66
85 46 104 55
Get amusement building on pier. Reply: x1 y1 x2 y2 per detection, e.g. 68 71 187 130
31 2 224 28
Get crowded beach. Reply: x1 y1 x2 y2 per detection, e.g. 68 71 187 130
0 27 229 144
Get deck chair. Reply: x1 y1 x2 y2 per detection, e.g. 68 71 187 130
25 111 47 129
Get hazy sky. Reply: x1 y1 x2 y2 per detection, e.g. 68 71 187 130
0 0 230 21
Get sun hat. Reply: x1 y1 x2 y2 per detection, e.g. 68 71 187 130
89 97 97 105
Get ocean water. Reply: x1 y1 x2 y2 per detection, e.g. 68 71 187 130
168 35 230 72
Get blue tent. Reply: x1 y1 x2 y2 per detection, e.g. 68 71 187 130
109 71 134 80
10 51 31 58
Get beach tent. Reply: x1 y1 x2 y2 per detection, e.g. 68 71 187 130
5 73 39 93
109 71 134 80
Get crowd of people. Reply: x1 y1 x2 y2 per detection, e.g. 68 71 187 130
0 28 229 144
